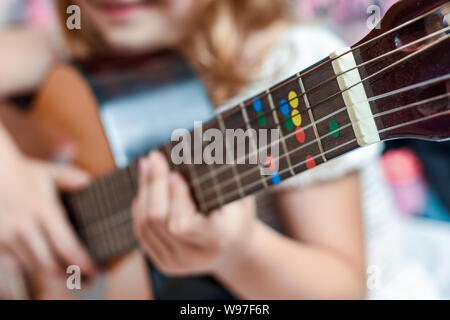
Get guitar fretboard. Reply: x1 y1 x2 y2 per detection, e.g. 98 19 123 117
62 54 361 263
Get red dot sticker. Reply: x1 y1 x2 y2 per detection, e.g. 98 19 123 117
306 155 316 169
266 155 277 171
295 127 306 143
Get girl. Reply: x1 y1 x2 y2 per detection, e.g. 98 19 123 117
0 0 376 299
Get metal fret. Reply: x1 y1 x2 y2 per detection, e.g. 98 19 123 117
200 119 226 208
266 90 296 176
216 113 245 198
239 102 269 188
185 163 209 213
298 74 327 162
165 140 209 212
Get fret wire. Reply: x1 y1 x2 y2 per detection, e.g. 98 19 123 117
193 36 449 187
90 184 111 260
193 71 449 196
166 140 208 212
74 104 449 251
193 106 348 189
203 122 225 207
266 89 296 176
205 137 358 208
103 172 121 259
95 179 116 258
100 178 115 242
216 113 245 198
298 75 327 162
212 22 438 132
301 35 449 120
118 166 138 248
60 7 450 254
222 27 449 139
239 102 269 189
104 173 126 253
201 88 450 200
186 163 209 212
207 106 450 209
200 120 351 199
204 91 450 203
234 10 448 113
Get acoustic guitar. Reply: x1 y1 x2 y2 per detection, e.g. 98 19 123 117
0 0 449 299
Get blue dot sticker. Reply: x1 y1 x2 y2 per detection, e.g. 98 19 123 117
252 99 262 113
271 173 282 185
280 99 290 117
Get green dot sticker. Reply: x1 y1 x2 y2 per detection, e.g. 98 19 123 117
329 120 340 138
285 118 294 131
258 115 267 127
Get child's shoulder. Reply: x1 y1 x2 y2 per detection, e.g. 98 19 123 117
266 24 346 74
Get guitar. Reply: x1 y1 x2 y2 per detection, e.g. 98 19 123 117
1 0 449 299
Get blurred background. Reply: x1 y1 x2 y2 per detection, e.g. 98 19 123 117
0 0 449 299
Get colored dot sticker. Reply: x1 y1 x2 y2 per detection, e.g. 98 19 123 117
253 99 262 113
295 127 306 143
280 99 290 117
291 109 302 127
306 155 316 169
288 91 299 109
285 118 294 131
329 120 340 138
271 173 282 185
266 155 277 171
258 115 267 127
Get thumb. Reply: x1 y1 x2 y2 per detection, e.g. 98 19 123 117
45 163 91 191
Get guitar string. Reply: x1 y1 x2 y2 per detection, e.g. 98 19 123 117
190 32 450 186
73 5 449 242
205 108 450 208
75 105 450 247
198 90 450 199
78 58 450 241
223 25 449 129
194 71 450 187
197 27 450 187
77 37 447 245
10 3 448 290
219 4 447 120
200 91 450 201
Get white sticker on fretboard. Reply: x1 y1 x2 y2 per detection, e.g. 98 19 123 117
330 47 380 146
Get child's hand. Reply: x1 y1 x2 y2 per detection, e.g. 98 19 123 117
132 152 257 276
0 154 97 277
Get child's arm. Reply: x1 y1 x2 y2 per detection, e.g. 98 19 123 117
214 173 366 299
0 27 63 98
0 118 96 276
133 152 366 299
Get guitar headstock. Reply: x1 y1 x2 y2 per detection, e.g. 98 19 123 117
353 0 450 142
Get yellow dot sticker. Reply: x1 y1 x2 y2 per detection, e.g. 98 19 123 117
291 109 302 127
288 91 299 109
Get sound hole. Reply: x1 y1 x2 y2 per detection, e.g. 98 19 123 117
417 81 450 117
394 10 447 53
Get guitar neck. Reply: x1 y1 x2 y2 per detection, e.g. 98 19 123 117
62 0 450 263
62 53 364 263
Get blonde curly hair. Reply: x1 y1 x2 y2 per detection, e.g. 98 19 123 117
56 0 295 104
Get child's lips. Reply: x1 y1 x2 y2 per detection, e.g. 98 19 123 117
93 0 159 21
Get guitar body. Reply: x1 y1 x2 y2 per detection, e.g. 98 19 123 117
6 65 152 299
1 0 448 300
